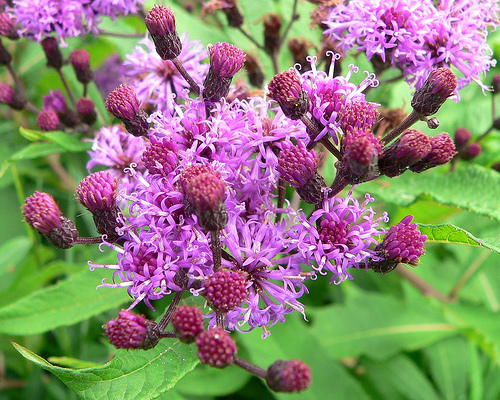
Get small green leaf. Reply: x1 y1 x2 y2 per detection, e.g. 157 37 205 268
0 268 129 335
13 339 199 400
418 223 500 254
48 356 102 369
9 142 65 161
19 128 92 152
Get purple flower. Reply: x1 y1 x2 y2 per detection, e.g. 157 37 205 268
87 125 146 194
294 189 387 284
42 89 67 113
324 0 499 92
124 33 208 112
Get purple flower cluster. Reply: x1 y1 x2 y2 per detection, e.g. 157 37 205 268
324 0 499 93
10 0 144 42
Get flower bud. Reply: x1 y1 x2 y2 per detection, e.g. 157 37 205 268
378 129 431 177
142 136 178 176
453 127 471 151
104 310 161 350
369 215 427 274
105 85 150 136
244 53 264 88
203 269 248 313
171 305 205 344
0 12 19 40
341 128 380 182
76 171 121 241
0 82 26 110
69 49 93 84
196 327 237 368
41 37 63 69
411 67 457 117
222 0 244 28
462 142 481 160
22 191 78 249
263 13 282 54
288 37 310 72
76 97 97 125
267 70 309 120
409 133 456 172
203 42 245 102
338 101 379 134
36 110 60 131
266 360 311 393
145 5 182 60
491 74 500 95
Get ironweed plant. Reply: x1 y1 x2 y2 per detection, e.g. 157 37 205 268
1 1 500 399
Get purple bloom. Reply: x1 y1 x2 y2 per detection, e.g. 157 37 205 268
124 33 208 112
42 89 67 113
294 189 387 284
324 0 499 92
87 125 146 194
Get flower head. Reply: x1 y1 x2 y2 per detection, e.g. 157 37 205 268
267 70 309 120
145 5 182 60
104 310 160 350
196 327 237 368
266 360 311 393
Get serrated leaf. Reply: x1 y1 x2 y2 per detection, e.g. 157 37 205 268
308 288 457 360
0 268 129 335
418 223 500 254
363 165 500 222
13 339 199 400
19 128 92 152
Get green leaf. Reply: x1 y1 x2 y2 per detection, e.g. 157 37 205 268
308 287 457 360
19 128 92 152
362 355 441 400
362 165 500 222
0 237 32 293
423 336 469 400
0 268 129 335
444 303 500 365
8 142 65 161
13 339 199 400
418 223 500 254
48 356 102 369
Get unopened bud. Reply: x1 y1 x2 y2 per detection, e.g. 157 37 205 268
104 310 161 350
0 12 19 40
263 13 282 54
41 37 63 69
105 85 150 136
36 110 60 131
171 305 205 344
244 53 264 88
0 38 11 65
69 49 93 84
410 133 456 172
411 67 457 116
196 328 237 368
76 97 97 125
145 5 182 60
267 70 309 120
266 360 311 393
0 82 26 110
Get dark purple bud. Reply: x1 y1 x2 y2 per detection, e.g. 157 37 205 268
491 74 500 95
105 85 150 136
295 172 326 205
41 37 63 69
222 0 244 28
196 327 237 368
462 142 481 160
203 269 248 313
104 310 161 350
493 117 500 131
454 127 471 150
410 133 456 172
76 171 121 241
266 360 311 393
338 101 379 134
411 67 457 116
22 191 78 249
277 141 318 188
267 70 309 120
341 128 380 181
288 38 311 72
0 12 19 40
0 82 26 110
203 42 246 103
263 13 282 53
36 110 60 131
76 97 97 125
0 38 11 65
145 5 182 60
142 136 178 176
171 305 205 344
184 167 228 231
378 129 432 177
69 49 93 84
370 215 427 274
42 89 67 113
244 53 264 88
